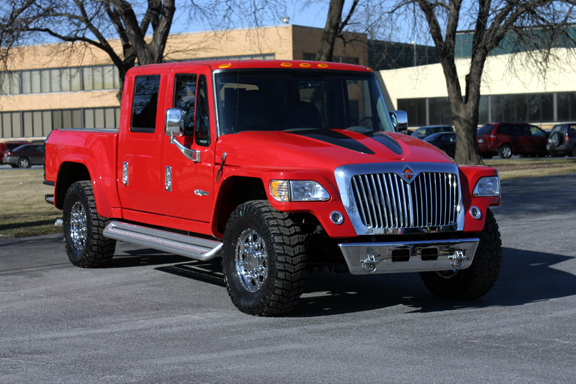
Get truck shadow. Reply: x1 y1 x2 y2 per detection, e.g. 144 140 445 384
290 247 576 317
109 245 576 317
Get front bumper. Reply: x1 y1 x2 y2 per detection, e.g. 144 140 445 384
338 238 479 274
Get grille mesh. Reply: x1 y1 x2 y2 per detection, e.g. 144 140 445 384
350 172 459 230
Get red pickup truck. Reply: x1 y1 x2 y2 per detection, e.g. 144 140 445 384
44 60 502 316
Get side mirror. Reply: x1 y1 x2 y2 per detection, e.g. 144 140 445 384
165 108 184 137
389 110 408 134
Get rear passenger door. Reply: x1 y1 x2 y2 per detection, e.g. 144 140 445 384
117 71 166 214
527 125 548 155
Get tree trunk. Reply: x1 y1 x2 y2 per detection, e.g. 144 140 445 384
315 0 345 61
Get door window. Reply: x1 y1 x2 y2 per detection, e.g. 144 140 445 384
173 74 197 136
195 75 210 146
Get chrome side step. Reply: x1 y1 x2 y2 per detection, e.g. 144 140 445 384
103 221 223 261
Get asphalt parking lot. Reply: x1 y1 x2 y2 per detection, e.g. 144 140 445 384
1 174 575 384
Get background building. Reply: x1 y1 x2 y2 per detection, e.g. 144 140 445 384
381 28 576 129
0 25 368 140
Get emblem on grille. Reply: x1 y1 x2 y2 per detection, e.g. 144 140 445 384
400 165 415 183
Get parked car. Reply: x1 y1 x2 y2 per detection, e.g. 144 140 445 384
424 131 457 157
411 125 454 140
2 143 45 168
477 122 548 158
547 123 576 157
0 141 30 165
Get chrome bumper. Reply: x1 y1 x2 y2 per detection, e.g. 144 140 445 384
338 238 479 275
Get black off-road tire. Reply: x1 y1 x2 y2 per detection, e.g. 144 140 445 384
62 181 116 268
222 200 307 316
420 209 502 300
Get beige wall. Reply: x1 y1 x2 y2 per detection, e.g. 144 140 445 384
379 48 576 109
1 25 369 114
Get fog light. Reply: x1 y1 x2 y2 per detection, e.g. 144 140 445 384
470 206 482 220
330 211 344 225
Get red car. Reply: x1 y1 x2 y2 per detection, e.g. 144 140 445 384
0 141 30 165
477 122 549 158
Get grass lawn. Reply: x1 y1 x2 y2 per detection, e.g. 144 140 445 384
0 168 62 238
1 157 575 238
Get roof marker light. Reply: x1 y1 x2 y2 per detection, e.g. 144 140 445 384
280 62 293 67
218 63 232 69
318 63 329 68
300 63 311 68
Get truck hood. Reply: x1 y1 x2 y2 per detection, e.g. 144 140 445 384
216 129 453 170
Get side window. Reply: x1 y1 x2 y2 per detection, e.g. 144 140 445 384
195 75 210 146
529 125 546 137
131 75 160 133
174 74 197 136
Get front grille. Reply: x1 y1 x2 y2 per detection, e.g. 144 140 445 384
350 172 459 230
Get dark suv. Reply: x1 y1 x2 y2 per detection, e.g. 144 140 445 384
547 123 576 157
410 125 454 140
477 122 548 158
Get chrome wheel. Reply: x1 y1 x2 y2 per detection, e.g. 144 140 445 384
69 201 87 251
499 145 512 158
18 157 30 168
235 228 268 293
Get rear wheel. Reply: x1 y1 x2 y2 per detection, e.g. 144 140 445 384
222 200 307 316
498 144 512 158
17 157 30 168
63 181 116 267
420 209 502 300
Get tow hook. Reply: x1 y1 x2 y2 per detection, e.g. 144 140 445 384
448 250 467 270
361 254 381 273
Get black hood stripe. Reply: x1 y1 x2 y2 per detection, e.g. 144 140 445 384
287 129 403 155
363 131 403 155
287 129 375 154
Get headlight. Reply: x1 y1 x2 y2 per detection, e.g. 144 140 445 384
270 180 330 202
473 176 500 196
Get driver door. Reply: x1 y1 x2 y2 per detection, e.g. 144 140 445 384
159 66 216 223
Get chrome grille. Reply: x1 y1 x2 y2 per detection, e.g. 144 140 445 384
350 172 459 230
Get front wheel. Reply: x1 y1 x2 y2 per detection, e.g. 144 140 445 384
222 200 307 316
420 209 502 300
63 181 116 268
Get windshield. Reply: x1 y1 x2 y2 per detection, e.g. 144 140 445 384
214 69 394 136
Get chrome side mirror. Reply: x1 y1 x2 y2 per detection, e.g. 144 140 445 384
389 110 408 134
165 108 184 137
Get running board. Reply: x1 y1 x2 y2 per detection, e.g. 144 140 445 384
103 221 223 261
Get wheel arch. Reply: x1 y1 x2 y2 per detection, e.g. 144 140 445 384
212 176 267 237
55 162 91 209
55 161 117 218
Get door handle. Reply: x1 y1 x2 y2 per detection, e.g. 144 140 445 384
170 136 201 162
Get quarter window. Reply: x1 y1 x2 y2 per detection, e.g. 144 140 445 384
131 75 161 133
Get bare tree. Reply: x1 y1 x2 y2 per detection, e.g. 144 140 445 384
380 0 576 165
315 0 360 61
0 0 215 94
